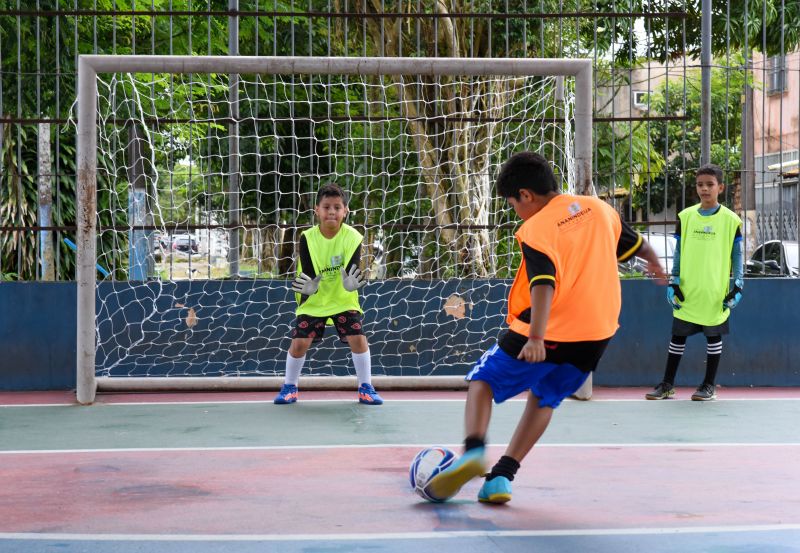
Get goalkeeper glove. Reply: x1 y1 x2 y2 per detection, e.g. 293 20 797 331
291 273 322 296
341 265 366 292
723 278 743 310
666 276 684 310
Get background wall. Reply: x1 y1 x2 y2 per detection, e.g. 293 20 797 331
1 279 797 391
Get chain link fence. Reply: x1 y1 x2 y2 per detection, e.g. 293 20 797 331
1 1 798 279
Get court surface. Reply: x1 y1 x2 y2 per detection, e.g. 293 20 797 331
1 387 799 552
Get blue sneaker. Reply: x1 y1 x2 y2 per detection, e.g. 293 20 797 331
274 384 298 404
425 447 487 501
358 383 384 405
478 476 512 504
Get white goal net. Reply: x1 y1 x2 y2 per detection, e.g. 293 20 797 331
75 56 592 403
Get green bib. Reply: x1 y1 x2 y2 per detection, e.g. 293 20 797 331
296 223 363 317
674 205 741 326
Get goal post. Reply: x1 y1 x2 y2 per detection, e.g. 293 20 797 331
76 55 593 405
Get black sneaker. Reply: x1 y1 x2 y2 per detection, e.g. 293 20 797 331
691 383 717 401
645 382 675 400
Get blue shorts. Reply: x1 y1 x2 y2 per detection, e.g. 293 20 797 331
465 344 590 408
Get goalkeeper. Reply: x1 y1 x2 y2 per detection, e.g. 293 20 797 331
274 183 383 405
646 164 744 401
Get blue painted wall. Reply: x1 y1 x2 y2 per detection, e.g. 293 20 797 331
1 279 798 390
0 282 77 390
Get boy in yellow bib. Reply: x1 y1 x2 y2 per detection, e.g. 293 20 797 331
274 183 383 405
646 164 744 401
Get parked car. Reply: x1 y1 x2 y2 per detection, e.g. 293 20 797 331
619 231 676 276
171 234 199 254
746 240 799 277
151 231 168 252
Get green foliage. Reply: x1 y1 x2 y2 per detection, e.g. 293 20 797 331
0 1 790 280
595 120 666 211
645 55 748 213
0 125 37 279
590 0 799 64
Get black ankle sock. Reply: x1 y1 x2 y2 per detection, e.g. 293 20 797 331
487 455 520 482
464 436 485 452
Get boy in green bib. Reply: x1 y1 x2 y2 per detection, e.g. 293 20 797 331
274 183 383 405
646 164 744 401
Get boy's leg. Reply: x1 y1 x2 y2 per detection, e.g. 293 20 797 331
646 334 685 399
504 392 554 461
478 392 551 504
426 380 493 500
464 379 494 439
338 312 382 404
286 337 313 384
346 334 370 383
346 334 382 405
702 335 722 385
692 335 721 401
479 361 588 504
275 328 315 404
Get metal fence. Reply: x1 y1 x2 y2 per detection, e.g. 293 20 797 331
1 1 799 280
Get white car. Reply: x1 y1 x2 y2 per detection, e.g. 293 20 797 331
747 240 799 276
171 234 199 254
620 231 676 276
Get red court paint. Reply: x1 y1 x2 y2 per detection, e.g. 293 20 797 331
0 445 798 535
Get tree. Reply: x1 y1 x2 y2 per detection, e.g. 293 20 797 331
644 54 748 214
592 0 799 64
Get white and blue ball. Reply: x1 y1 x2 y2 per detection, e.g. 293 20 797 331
409 446 456 502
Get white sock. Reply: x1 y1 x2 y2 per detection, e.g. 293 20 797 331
352 350 372 386
285 353 306 386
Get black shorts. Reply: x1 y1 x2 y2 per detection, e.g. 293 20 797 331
497 329 611 373
671 317 729 337
291 310 364 343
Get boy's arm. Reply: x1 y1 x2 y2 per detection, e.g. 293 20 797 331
519 285 553 362
671 220 681 277
724 228 745 309
731 229 744 281
298 234 316 279
345 242 362 271
518 243 555 362
292 234 321 297
340 240 366 292
616 219 667 283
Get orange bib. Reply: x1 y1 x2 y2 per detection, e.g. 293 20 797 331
507 195 622 341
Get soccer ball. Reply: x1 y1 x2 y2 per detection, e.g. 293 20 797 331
409 446 457 502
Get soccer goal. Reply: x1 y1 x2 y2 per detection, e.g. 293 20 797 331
75 55 593 404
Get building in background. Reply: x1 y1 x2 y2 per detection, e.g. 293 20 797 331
752 50 799 242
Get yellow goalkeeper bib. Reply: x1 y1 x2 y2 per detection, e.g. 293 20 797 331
296 224 363 317
674 205 741 326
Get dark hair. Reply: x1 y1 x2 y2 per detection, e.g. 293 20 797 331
696 164 724 185
495 151 559 199
316 182 348 205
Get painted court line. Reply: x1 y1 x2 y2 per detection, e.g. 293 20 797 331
2 524 800 542
2 442 800 455
3 397 800 407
